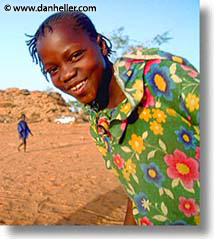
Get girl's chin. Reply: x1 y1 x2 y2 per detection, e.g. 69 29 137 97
63 87 96 104
78 97 96 105
71 93 95 104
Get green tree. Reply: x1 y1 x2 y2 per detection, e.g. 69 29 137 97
108 27 173 61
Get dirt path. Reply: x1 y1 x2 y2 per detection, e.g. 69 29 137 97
0 122 127 225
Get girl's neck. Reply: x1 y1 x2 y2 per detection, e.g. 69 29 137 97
107 76 126 109
93 59 125 110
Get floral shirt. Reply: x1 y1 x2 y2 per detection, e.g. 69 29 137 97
86 48 200 226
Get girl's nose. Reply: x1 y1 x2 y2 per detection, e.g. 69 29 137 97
60 64 77 83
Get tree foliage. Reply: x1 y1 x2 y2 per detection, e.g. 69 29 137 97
108 27 173 61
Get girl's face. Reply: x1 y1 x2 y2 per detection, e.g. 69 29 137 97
37 22 107 104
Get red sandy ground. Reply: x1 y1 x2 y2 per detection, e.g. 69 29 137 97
0 122 127 225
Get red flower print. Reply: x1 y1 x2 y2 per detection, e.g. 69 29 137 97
178 197 199 217
97 118 111 137
144 59 161 74
164 149 199 189
125 59 145 70
112 154 125 169
98 118 109 130
195 146 200 161
141 87 155 108
139 216 153 226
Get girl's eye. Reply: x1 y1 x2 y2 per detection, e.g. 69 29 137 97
47 66 58 75
69 50 85 62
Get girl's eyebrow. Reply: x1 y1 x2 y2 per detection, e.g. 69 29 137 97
43 43 86 69
62 44 83 58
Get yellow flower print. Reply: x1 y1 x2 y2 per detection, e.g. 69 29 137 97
120 102 131 114
112 168 119 177
132 80 143 101
194 215 200 225
138 107 152 122
185 93 199 112
122 168 130 181
166 108 177 116
125 159 136 174
150 121 164 135
154 74 167 92
127 69 133 77
133 79 142 90
172 56 183 64
133 89 143 101
152 109 166 123
128 134 146 154
97 145 107 156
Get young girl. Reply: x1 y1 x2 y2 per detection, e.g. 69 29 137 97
17 113 33 152
26 11 200 225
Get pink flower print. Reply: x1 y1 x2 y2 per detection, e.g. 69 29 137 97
178 197 199 217
136 47 143 51
144 59 161 75
180 65 198 78
125 59 132 70
195 146 200 161
187 116 192 122
188 71 198 78
141 87 155 108
164 149 199 189
120 119 128 131
112 154 125 169
181 64 191 71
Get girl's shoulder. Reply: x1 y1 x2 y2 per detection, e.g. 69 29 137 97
114 48 197 71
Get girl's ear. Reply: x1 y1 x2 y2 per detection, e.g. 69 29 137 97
96 34 108 56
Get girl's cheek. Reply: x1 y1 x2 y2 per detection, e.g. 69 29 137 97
52 79 62 90
51 76 60 86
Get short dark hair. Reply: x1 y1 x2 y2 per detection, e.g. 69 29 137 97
20 113 26 119
26 11 113 81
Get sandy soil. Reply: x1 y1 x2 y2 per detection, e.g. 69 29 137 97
0 122 127 225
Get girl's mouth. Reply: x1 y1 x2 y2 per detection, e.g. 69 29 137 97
69 79 87 95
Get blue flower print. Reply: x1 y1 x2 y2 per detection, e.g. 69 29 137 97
145 64 175 101
134 192 149 215
141 162 165 188
120 65 138 86
175 126 197 150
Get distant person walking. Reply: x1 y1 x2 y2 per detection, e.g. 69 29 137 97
17 114 33 152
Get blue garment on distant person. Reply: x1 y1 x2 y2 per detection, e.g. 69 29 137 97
17 120 31 139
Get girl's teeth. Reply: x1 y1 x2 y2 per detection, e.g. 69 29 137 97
71 81 85 91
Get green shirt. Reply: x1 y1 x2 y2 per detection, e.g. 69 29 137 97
86 48 200 226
